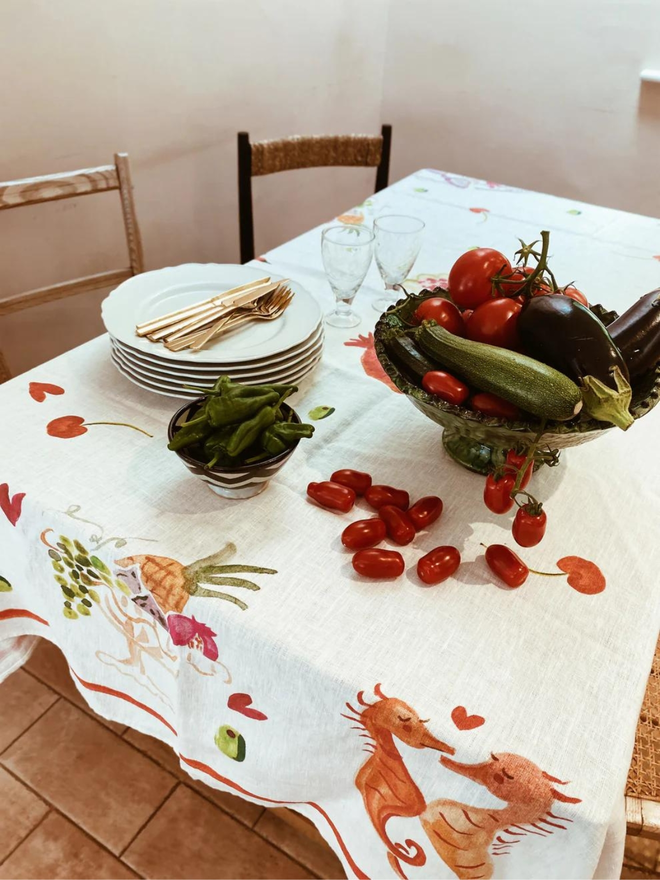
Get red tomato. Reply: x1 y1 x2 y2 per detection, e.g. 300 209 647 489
330 469 372 495
408 496 443 531
483 474 515 514
471 392 521 421
512 505 547 547
504 268 531 294
378 505 416 545
422 371 470 406
466 298 522 349
341 518 387 550
365 485 410 511
448 248 512 309
505 450 533 490
417 546 461 585
413 298 466 336
485 544 529 588
352 548 405 579
560 286 589 306
461 309 474 322
307 481 355 513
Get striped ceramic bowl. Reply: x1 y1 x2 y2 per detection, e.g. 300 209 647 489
168 398 301 499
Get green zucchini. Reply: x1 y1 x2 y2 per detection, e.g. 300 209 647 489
383 333 435 382
416 323 583 421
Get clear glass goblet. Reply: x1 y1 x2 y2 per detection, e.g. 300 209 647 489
372 215 425 312
321 224 374 328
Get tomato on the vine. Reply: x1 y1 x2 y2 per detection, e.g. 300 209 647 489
483 474 515 514
417 546 461 585
485 544 529 588
505 450 533 489
352 548 405 579
471 392 521 421
422 371 470 406
512 504 547 547
466 298 522 349
560 286 589 306
448 248 512 309
341 518 386 550
413 298 466 336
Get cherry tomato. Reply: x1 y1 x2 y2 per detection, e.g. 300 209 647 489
461 309 473 322
466 298 522 349
408 496 443 531
505 267 531 294
448 248 512 309
307 481 355 513
341 518 387 550
413 298 466 336
365 485 410 511
422 371 470 406
505 449 533 490
331 469 372 495
471 392 521 421
378 505 416 545
485 544 529 588
483 474 515 514
560 286 589 306
417 546 461 585
512 504 547 547
352 548 405 579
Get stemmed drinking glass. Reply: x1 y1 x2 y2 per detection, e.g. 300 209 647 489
372 215 425 312
321 224 374 328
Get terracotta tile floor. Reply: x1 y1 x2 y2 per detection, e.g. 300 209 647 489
0 639 654 879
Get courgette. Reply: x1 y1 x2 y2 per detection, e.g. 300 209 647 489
383 333 436 382
416 323 583 421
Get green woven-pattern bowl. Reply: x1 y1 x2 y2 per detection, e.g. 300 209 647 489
374 292 660 473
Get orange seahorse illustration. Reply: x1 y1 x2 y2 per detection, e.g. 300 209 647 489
344 684 454 874
421 752 581 880
345 334 400 393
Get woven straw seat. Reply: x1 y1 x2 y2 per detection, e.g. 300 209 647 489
626 637 660 837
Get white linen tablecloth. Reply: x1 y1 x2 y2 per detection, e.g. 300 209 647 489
1 169 659 880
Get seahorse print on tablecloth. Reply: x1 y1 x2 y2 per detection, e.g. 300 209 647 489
421 753 581 880
344 684 454 874
345 334 400 392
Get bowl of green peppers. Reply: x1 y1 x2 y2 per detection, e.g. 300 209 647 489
167 376 314 499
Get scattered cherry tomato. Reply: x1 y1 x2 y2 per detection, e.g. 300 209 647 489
448 248 512 309
307 481 355 513
512 504 547 547
408 496 443 531
466 298 522 349
505 450 533 489
331 469 372 495
378 505 416 545
413 298 466 336
485 544 529 588
352 548 405 579
341 518 387 550
560 286 589 306
422 371 470 406
483 474 515 514
471 392 521 421
417 546 461 585
461 309 474 322
365 485 410 511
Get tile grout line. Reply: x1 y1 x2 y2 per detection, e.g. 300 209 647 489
0 763 145 879
249 822 324 880
0 694 61 758
118 781 180 860
0 808 52 868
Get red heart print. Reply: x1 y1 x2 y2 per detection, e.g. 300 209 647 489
29 382 65 402
227 693 268 721
46 416 87 439
451 706 485 731
557 556 606 595
0 483 25 527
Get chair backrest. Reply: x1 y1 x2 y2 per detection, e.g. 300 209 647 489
0 152 143 382
237 125 392 263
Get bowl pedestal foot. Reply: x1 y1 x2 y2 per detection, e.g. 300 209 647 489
442 430 504 475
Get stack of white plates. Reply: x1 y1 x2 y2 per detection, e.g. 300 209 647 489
101 264 324 398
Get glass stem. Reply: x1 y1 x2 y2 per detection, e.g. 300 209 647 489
335 298 352 317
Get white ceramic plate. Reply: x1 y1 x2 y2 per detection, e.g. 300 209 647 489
102 264 322 363
110 322 324 375
111 349 322 399
110 337 323 387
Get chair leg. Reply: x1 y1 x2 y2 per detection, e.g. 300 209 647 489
375 124 392 193
237 132 255 263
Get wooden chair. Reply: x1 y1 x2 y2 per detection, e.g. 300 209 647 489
237 125 392 263
0 152 143 383
626 638 660 838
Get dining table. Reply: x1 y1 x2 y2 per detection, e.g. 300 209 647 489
1 167 660 880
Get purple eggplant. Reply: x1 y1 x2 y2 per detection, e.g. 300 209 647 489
607 289 660 378
518 295 633 430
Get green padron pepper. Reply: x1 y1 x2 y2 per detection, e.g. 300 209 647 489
168 417 212 452
206 391 279 428
203 425 241 469
260 422 315 456
225 402 280 457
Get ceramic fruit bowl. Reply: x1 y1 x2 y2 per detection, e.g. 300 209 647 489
168 398 301 499
374 291 660 474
